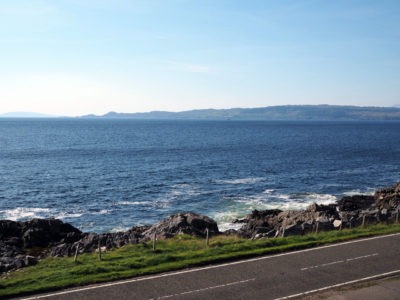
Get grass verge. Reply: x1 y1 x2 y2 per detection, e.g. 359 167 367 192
1 224 400 298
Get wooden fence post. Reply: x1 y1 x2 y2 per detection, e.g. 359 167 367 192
205 228 209 247
153 233 157 251
98 240 102 261
74 243 80 263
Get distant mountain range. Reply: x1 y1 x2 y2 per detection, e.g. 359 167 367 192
3 105 400 120
82 105 400 121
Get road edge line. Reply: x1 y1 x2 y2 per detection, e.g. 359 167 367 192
274 269 400 300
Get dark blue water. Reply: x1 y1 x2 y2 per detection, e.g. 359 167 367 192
0 119 399 232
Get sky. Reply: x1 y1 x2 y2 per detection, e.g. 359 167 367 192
0 0 399 116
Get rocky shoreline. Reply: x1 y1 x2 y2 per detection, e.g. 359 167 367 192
1 182 399 274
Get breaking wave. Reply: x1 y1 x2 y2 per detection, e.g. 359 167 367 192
0 207 51 221
214 190 339 231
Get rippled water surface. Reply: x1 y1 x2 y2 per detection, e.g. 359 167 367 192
0 119 399 232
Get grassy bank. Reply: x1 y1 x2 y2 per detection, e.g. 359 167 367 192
1 224 400 298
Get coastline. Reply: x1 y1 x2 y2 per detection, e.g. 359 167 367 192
1 182 399 275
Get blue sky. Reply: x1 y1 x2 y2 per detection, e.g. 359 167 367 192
1 0 399 116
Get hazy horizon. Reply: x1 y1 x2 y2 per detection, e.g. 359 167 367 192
1 1 399 116
2 103 400 119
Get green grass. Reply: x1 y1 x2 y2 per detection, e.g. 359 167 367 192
1 224 400 298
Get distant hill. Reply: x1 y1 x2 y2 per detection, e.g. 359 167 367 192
82 105 400 121
0 112 58 118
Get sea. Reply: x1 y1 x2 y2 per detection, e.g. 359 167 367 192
0 119 399 233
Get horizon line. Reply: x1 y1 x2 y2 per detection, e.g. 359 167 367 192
2 103 400 118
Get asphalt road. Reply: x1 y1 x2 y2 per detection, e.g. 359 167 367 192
21 233 400 300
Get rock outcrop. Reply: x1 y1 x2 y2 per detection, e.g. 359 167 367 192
337 195 375 211
236 203 339 238
1 182 400 274
0 218 82 273
0 213 218 273
49 226 149 257
233 183 400 239
142 212 219 239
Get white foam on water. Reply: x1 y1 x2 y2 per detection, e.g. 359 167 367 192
171 183 195 189
217 222 243 232
275 194 291 201
211 211 245 232
269 193 337 209
56 212 84 219
235 197 297 211
215 190 339 231
170 190 184 196
117 201 151 206
91 209 111 215
170 183 201 197
151 183 202 209
263 189 275 194
343 189 375 196
235 197 267 206
109 226 131 233
342 189 362 196
300 193 338 204
215 177 265 185
0 207 51 221
153 199 173 209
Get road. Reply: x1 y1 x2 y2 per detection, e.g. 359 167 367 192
20 233 400 300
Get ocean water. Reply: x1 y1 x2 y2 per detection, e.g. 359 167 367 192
0 119 399 232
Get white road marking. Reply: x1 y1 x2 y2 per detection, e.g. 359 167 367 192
274 269 400 300
21 233 400 299
150 278 256 299
301 253 379 271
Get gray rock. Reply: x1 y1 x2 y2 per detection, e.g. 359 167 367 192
375 183 400 210
337 195 375 211
316 220 334 232
282 224 304 237
143 212 219 239
236 209 282 238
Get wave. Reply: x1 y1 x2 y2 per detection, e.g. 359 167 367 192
55 212 85 219
211 211 244 231
145 183 202 210
90 209 112 215
170 183 201 197
117 201 152 206
153 199 172 209
0 207 51 221
263 189 275 194
215 177 265 185
215 190 339 230
109 226 131 233
342 188 375 196
291 193 338 204
0 206 113 222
